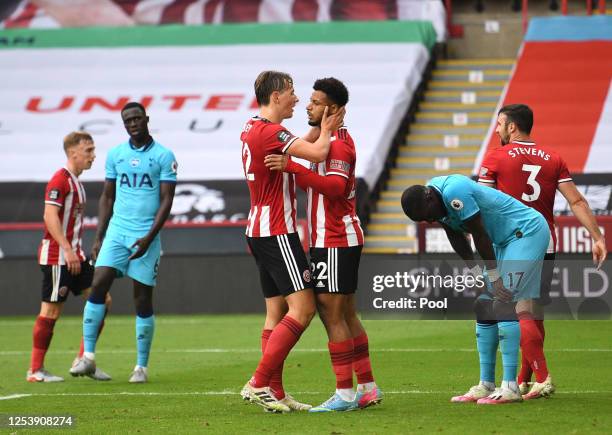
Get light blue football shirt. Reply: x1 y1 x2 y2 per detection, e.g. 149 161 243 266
427 175 543 247
105 139 177 237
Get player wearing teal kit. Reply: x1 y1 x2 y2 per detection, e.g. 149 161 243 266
70 102 177 383
401 174 549 404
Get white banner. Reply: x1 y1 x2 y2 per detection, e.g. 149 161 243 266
0 43 429 188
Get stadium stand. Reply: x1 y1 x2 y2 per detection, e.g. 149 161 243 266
365 58 515 253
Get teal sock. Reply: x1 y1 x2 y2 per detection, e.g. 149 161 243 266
136 315 155 368
83 301 106 354
476 322 499 383
498 321 520 382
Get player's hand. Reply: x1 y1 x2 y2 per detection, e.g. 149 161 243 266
492 278 513 303
264 154 288 171
64 248 81 275
593 238 607 270
91 238 102 262
321 106 346 132
129 236 152 260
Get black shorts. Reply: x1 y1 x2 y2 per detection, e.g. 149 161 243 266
310 246 362 294
40 261 94 303
247 233 312 298
537 252 556 306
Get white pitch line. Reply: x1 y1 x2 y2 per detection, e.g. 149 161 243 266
1 348 611 356
2 390 612 402
0 394 32 401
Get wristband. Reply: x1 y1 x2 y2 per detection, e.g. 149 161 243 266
487 268 500 282
469 265 483 277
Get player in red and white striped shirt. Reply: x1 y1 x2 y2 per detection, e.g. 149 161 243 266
241 71 345 413
478 104 606 399
265 78 381 411
28 132 111 383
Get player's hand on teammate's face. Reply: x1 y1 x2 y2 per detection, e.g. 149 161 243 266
593 238 607 270
492 278 513 303
320 106 345 132
64 248 81 275
264 154 288 171
129 236 152 260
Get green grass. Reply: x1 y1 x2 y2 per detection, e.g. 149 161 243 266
1 316 611 434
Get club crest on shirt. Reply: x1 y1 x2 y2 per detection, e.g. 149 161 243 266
480 166 488 176
130 158 140 167
48 189 60 200
277 130 293 144
171 160 178 174
450 199 464 211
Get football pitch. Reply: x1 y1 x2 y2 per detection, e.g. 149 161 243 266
1 315 611 434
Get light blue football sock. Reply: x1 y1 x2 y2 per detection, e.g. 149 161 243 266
83 301 106 355
476 322 499 383
136 315 155 368
498 321 520 382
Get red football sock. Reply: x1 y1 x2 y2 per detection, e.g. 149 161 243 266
79 317 106 358
252 316 304 388
261 329 286 399
329 339 354 389
30 316 56 372
535 319 545 340
518 351 533 385
353 332 374 384
518 312 549 383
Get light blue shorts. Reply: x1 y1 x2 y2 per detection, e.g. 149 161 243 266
481 215 550 302
95 232 161 286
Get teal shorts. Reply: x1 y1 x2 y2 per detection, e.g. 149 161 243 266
481 214 550 302
95 232 161 286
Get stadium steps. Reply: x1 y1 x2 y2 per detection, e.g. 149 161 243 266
363 58 514 254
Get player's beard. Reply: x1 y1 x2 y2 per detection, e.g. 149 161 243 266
308 118 321 127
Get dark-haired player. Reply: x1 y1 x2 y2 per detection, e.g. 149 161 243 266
70 102 177 383
265 77 382 412
401 175 550 404
28 131 112 382
240 71 344 413
478 103 606 399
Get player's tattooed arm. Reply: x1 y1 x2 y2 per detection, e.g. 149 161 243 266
558 181 607 269
92 180 116 262
129 182 175 260
462 214 512 302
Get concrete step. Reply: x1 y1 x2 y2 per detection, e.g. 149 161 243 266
398 145 480 158
386 179 428 191
367 223 411 237
369 212 410 224
380 191 404 200
410 124 489 135
415 111 492 124
376 200 405 213
405 133 484 147
436 59 514 70
428 81 507 91
390 168 472 178
424 90 502 103
364 236 416 251
362 246 416 254
396 156 474 169
432 69 511 81
419 101 497 112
